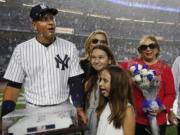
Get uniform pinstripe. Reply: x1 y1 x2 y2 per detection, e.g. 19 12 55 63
4 37 83 105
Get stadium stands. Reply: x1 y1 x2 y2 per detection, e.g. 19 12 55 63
0 0 180 80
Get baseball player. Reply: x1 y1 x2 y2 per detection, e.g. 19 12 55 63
1 4 87 123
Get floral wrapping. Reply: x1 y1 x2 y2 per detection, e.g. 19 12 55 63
129 63 164 135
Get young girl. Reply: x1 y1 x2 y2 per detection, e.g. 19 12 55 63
96 65 135 135
80 30 110 81
84 45 116 135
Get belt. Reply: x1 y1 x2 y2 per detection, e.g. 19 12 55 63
26 101 60 107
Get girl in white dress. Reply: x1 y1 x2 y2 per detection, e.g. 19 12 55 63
84 45 117 135
96 65 135 135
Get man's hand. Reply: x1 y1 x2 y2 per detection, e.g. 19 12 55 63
76 108 88 124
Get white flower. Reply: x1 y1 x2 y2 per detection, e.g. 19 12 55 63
134 75 141 82
141 68 148 76
130 65 136 72
141 77 150 87
137 64 142 70
148 70 155 75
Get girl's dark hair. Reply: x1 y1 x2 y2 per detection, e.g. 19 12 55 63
84 45 116 110
96 65 134 129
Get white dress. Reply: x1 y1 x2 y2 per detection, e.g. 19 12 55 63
96 103 123 135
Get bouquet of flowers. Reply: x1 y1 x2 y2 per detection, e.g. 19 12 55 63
129 64 163 135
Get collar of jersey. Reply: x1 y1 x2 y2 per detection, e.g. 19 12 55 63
36 37 56 47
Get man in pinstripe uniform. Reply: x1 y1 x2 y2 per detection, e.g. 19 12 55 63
1 4 87 123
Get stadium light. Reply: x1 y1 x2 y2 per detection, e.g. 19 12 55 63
88 14 111 19
107 0 180 13
57 8 83 15
22 3 34 7
133 19 155 23
115 17 131 21
157 21 175 25
56 27 74 34
0 0 6 2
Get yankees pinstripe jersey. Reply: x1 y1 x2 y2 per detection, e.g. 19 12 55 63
4 37 84 105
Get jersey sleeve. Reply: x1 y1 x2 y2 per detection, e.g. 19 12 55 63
69 45 84 77
172 57 180 113
3 46 25 83
172 56 180 96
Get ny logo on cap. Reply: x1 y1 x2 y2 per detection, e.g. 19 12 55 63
40 4 47 9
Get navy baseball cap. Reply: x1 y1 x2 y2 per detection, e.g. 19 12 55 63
30 4 58 21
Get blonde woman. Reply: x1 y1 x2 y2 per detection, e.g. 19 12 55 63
120 35 176 135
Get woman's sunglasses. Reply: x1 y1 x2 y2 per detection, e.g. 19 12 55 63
91 38 107 44
138 43 158 51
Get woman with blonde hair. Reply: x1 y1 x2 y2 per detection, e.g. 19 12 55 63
120 35 176 135
83 30 110 59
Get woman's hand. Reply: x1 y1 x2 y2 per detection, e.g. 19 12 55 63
168 110 178 126
148 107 165 116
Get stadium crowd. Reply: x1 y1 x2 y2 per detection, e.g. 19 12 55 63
0 31 180 81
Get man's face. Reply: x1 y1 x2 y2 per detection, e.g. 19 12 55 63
32 14 56 42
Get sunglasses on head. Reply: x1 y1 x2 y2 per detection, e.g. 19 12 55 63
138 43 158 51
91 38 107 44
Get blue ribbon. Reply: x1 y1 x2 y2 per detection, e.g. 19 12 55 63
155 98 163 107
143 98 163 119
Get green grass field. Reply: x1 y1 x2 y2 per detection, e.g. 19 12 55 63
166 126 177 135
0 91 178 135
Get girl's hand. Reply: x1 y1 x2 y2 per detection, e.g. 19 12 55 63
77 108 88 124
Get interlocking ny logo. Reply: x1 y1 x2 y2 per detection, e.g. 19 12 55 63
55 54 70 70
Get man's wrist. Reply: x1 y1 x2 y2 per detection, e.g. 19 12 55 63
1 100 16 117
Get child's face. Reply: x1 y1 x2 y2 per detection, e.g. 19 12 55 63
90 49 111 71
99 70 111 97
